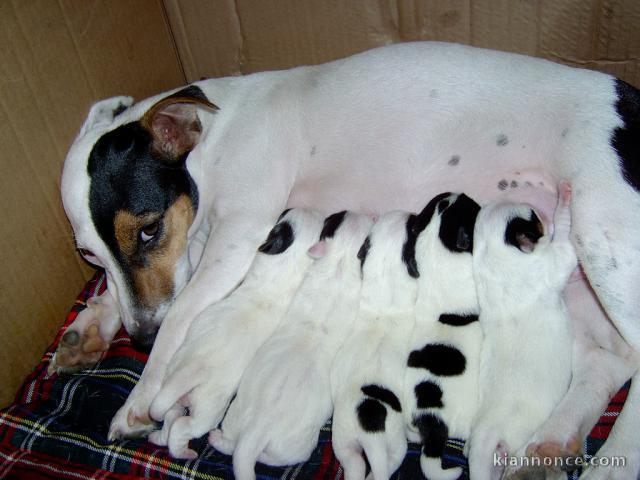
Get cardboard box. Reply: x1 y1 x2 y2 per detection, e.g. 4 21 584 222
1 0 638 406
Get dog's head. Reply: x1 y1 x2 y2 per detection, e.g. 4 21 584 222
357 211 419 312
61 86 218 345
403 192 481 279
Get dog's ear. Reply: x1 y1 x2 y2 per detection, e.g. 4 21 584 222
505 210 544 253
141 86 219 163
80 96 134 135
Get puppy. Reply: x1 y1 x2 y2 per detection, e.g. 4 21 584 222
209 211 373 480
402 192 482 480
330 211 418 480
147 208 323 458
468 182 576 480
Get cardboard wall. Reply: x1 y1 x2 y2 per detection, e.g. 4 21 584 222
0 0 185 406
1 0 639 407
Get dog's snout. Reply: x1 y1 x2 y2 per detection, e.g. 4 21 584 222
129 327 159 353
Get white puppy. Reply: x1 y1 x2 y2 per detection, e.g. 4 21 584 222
402 192 483 480
468 182 576 480
147 208 323 458
330 211 418 480
210 211 373 480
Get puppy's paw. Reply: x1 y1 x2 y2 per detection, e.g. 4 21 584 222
108 392 157 441
209 429 235 455
525 436 582 471
48 322 109 375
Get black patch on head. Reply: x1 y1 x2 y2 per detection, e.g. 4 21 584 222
438 313 479 326
414 413 448 458
276 208 292 223
357 398 387 432
497 134 509 146
258 221 294 255
88 121 199 268
415 381 443 408
402 193 452 278
504 210 543 252
407 343 466 376
361 384 401 412
357 236 371 269
612 79 640 192
319 211 347 240
438 193 480 253
498 179 508 190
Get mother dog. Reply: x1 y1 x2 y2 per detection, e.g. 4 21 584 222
58 42 639 478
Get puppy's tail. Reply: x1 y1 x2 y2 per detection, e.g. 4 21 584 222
420 455 462 480
415 412 462 480
232 432 266 480
149 365 202 422
361 435 390 480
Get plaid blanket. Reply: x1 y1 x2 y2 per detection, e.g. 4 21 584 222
0 272 630 479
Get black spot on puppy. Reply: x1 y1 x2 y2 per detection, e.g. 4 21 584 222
415 381 444 408
361 384 402 412
505 210 543 253
357 398 387 432
414 413 449 458
612 79 640 192
403 193 452 278
319 211 347 240
408 344 466 376
438 313 479 326
438 194 480 253
258 221 294 255
357 236 371 269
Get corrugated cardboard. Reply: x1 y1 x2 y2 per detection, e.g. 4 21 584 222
2 0 639 408
164 0 640 85
0 0 185 406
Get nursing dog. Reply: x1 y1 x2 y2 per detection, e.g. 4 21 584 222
402 192 482 480
209 212 372 480
145 208 322 459
468 183 575 480
330 211 418 480
59 41 640 478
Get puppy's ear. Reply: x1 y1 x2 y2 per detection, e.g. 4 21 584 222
505 210 544 253
258 222 294 255
141 86 219 163
80 96 134 135
308 240 328 259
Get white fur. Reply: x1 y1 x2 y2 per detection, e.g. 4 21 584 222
468 187 576 480
146 208 323 458
210 212 373 480
402 193 482 480
330 211 417 480
60 42 640 476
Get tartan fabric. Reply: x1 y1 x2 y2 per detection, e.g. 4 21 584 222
0 272 630 480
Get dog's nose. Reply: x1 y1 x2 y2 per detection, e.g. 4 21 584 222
129 328 158 353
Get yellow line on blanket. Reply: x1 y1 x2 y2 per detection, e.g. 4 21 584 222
0 413 227 480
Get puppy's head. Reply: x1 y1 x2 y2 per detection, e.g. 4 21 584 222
358 211 419 311
404 192 481 278
474 202 545 261
61 86 218 346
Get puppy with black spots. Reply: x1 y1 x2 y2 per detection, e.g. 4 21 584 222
209 211 373 480
402 192 482 480
146 208 323 458
468 182 576 480
330 211 418 480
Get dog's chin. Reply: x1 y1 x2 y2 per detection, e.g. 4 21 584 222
126 302 171 352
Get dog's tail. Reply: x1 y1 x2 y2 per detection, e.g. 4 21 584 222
415 412 462 480
420 455 462 480
149 365 202 422
361 435 390 480
232 431 266 480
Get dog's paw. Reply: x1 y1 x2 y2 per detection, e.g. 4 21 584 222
209 429 235 455
48 322 109 375
108 391 157 441
525 436 582 471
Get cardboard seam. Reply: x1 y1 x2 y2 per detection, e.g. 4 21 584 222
231 0 246 74
159 0 187 84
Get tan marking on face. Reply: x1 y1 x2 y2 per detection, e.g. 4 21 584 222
113 195 195 309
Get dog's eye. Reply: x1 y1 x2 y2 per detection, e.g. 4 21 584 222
78 248 95 258
140 221 160 243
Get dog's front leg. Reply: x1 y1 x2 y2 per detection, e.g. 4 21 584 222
108 213 277 440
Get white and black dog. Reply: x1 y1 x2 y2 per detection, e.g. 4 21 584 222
468 183 576 480
209 211 373 480
58 42 640 478
402 192 482 480
144 208 323 459
330 211 418 480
